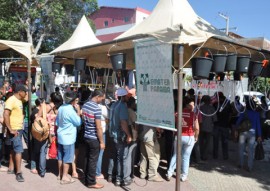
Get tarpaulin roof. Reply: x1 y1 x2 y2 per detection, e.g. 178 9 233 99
116 0 228 45
0 40 33 61
51 15 101 54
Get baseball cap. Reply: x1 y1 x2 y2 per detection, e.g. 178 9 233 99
116 88 128 97
15 84 28 93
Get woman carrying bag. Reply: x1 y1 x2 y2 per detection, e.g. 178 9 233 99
30 98 48 177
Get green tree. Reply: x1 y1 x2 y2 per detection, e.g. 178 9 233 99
0 0 98 56
250 77 270 94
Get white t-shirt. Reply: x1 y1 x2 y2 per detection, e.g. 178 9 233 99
99 104 108 133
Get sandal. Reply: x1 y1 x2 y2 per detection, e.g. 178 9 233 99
72 174 84 179
60 178 75 185
7 169 15 174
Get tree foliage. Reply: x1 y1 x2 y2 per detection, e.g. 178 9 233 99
251 77 270 94
0 0 98 55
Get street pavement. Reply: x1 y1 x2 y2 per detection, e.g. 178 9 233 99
1 139 270 191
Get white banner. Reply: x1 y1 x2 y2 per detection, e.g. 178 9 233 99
135 38 175 131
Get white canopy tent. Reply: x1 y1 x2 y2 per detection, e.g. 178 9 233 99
116 0 228 45
0 40 33 61
49 0 270 70
51 15 101 55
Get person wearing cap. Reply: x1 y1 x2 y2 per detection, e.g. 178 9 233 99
3 84 28 182
56 91 81 184
109 87 132 186
82 89 106 189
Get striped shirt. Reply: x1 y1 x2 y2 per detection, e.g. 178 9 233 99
82 101 101 140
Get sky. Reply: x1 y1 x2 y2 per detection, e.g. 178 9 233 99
98 0 270 40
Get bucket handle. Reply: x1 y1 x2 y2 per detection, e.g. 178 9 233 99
240 47 251 58
226 44 237 54
258 52 266 60
216 45 228 55
192 47 213 59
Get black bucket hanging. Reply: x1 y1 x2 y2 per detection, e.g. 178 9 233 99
225 53 237 71
75 58 86 71
249 52 268 78
248 61 263 78
110 53 126 71
191 57 213 80
261 60 270 78
211 54 227 73
225 44 237 71
65 64 74 75
52 62 62 73
236 56 250 73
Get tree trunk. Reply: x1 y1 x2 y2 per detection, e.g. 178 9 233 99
34 34 46 56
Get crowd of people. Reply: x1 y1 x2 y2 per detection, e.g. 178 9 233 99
0 80 268 189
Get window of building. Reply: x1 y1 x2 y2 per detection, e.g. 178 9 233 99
124 17 130 23
104 21 108 27
112 18 115 23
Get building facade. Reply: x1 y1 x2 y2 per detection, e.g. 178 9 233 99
89 6 151 42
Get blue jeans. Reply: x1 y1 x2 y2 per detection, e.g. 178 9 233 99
115 140 130 181
30 139 48 175
107 136 116 176
239 130 256 169
10 130 24 153
96 133 106 176
167 136 195 178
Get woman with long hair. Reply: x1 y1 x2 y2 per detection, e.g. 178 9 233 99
166 97 199 182
30 98 47 177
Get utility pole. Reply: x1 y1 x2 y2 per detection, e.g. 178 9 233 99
219 12 229 36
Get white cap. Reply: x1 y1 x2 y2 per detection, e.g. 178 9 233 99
116 88 128 97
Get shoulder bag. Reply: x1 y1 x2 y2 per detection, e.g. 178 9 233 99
237 112 252 133
31 104 50 141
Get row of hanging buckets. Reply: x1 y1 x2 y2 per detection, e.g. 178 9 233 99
191 46 269 80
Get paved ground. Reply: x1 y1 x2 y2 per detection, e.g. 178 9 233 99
1 138 270 191
188 140 270 191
